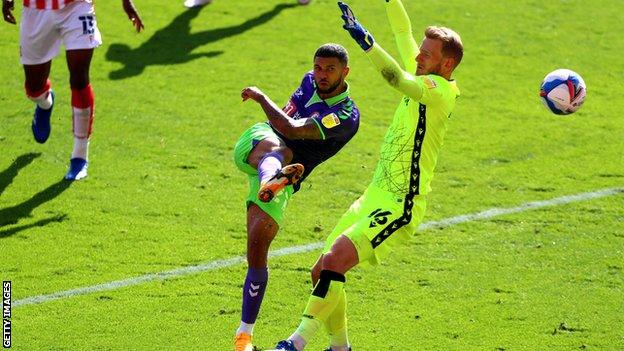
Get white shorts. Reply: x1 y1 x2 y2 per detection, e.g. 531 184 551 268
20 1 102 65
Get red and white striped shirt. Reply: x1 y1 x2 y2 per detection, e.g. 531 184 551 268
23 0 91 10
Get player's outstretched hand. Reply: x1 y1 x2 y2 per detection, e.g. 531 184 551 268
2 0 16 24
122 0 144 32
241 86 266 103
337 1 374 51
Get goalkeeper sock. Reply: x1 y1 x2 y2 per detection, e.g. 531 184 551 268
325 286 349 349
293 270 346 346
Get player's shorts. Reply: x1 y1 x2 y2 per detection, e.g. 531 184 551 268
233 122 294 226
323 183 427 266
20 1 102 65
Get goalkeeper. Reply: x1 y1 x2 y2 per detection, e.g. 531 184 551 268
271 1 464 350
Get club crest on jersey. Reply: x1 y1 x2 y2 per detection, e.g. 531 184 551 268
423 76 437 89
321 113 340 129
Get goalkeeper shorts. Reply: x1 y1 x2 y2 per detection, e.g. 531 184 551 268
323 183 427 266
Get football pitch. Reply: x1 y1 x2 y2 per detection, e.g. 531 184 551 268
1 0 623 350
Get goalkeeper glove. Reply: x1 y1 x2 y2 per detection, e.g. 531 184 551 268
338 1 375 51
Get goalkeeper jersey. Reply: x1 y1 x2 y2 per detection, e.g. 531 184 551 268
363 0 461 197
370 67 459 196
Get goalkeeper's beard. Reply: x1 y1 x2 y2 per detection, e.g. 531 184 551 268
417 61 443 76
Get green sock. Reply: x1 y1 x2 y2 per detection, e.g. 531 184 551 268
294 270 346 344
325 288 349 348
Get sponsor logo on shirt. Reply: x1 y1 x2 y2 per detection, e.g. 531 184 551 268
283 100 297 116
321 113 340 129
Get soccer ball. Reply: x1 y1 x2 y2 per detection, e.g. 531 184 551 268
298 0 312 4
539 69 586 115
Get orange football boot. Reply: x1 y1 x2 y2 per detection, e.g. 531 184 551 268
234 332 253 351
258 163 304 202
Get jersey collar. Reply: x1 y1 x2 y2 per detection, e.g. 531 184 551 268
305 82 350 108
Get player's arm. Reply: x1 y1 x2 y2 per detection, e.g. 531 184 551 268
385 0 418 73
367 43 424 100
339 2 424 100
122 0 144 32
2 0 16 24
241 86 322 140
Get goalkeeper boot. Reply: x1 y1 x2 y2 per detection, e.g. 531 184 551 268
323 347 352 351
270 340 298 351
65 158 88 181
234 332 253 351
258 163 304 202
32 90 54 144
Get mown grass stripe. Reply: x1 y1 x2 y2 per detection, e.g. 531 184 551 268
13 187 622 308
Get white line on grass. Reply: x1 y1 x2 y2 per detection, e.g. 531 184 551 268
14 187 623 308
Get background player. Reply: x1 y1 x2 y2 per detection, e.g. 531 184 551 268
232 43 359 351
2 0 143 180
270 1 463 350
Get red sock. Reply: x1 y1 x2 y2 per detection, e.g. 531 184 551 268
26 79 52 109
71 85 95 159
71 84 95 139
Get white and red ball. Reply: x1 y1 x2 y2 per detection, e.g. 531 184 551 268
540 69 586 115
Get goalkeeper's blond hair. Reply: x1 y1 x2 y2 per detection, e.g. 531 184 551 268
425 26 463 69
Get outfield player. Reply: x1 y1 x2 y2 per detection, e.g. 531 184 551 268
233 43 360 351
2 0 143 180
271 1 463 350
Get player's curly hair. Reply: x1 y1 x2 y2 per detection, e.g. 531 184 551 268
315 43 349 66
425 26 463 68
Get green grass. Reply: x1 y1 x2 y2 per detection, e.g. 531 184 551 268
1 0 623 350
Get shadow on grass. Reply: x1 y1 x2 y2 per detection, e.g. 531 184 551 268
0 215 68 239
0 176 72 237
0 152 41 197
106 3 297 80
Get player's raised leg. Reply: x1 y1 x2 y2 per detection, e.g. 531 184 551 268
24 62 54 144
258 162 304 203
65 48 94 180
247 138 302 203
